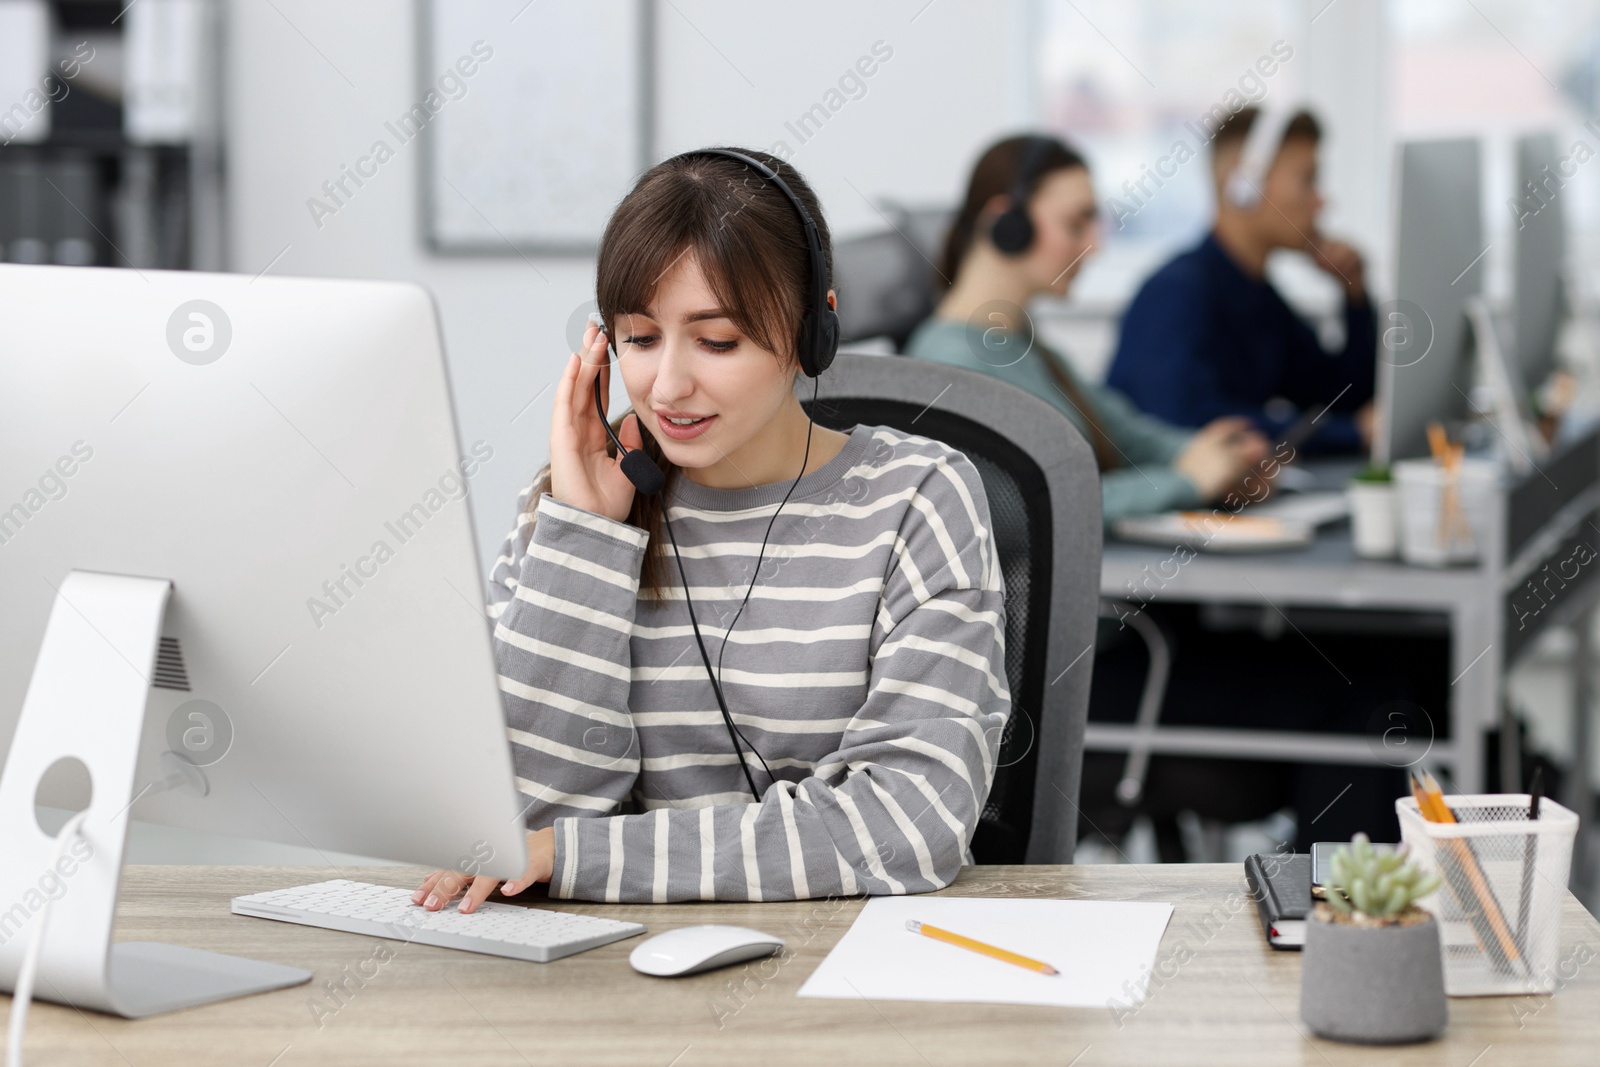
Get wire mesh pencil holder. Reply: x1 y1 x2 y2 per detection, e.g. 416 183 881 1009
1396 794 1577 996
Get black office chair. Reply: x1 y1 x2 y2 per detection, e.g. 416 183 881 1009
831 205 953 350
804 354 1101 863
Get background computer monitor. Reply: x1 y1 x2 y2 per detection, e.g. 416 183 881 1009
1376 137 1485 464
1513 131 1566 395
832 205 954 350
0 263 528 879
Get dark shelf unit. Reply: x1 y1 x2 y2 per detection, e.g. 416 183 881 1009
0 0 224 272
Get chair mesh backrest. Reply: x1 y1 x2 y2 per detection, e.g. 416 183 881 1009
804 396 1053 863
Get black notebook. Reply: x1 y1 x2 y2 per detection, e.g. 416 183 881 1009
1244 853 1312 950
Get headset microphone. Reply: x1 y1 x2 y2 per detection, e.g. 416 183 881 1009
592 358 667 497
588 313 667 497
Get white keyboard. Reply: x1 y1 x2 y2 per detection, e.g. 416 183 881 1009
231 879 646 963
1251 490 1351 527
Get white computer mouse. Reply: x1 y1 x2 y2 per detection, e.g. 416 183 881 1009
628 924 784 977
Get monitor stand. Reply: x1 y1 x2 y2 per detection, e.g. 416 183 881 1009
0 570 311 1017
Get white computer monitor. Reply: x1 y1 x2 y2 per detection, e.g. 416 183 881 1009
0 263 527 1014
1513 131 1566 395
1375 137 1484 464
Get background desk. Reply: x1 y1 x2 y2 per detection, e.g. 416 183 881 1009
1099 522 1492 773
1094 438 1600 878
13 864 1600 1066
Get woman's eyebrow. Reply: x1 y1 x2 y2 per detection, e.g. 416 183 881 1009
682 308 732 323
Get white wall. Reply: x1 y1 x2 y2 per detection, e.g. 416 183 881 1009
1298 0 1391 296
225 0 1027 571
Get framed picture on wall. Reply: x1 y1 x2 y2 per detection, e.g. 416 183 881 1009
420 0 654 255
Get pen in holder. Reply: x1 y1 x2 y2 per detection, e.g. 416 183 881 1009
1396 794 1578 995
1392 458 1496 566
1427 424 1472 553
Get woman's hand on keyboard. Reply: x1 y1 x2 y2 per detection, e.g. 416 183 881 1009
410 828 557 913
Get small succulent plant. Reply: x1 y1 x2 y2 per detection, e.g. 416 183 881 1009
1352 463 1393 484
1323 833 1440 921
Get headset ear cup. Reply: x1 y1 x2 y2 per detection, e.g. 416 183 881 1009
990 208 1034 256
811 308 840 376
797 309 840 377
1225 172 1260 209
796 316 816 378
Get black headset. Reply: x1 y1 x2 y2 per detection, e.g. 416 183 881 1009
591 148 838 800
989 135 1053 256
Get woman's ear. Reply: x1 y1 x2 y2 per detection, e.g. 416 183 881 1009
974 193 1019 252
827 289 837 311
979 192 1013 223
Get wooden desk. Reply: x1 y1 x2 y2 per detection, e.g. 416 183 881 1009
14 864 1600 1066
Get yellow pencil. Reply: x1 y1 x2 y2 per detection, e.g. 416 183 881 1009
905 919 1058 976
1415 770 1524 970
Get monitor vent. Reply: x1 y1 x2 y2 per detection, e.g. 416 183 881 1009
152 636 191 691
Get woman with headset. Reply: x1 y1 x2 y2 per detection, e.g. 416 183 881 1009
909 135 1434 856
412 148 1010 909
905 135 1271 525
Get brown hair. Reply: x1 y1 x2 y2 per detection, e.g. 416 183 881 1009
1211 106 1322 167
938 134 1118 471
938 134 1088 287
522 147 833 598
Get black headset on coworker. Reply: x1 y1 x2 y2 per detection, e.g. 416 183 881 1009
987 134 1054 256
590 148 841 802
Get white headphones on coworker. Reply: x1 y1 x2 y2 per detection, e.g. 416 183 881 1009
1224 103 1300 209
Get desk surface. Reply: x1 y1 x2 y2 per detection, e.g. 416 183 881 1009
1099 456 1493 610
16 864 1600 1066
1101 522 1489 610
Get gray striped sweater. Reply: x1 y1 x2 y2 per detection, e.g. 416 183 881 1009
485 423 1009 903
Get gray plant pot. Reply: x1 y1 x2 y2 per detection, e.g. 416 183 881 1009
1299 910 1448 1045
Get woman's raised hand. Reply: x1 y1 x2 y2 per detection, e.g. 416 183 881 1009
548 322 645 523
1174 416 1270 501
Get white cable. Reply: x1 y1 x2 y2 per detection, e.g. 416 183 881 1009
8 810 90 1067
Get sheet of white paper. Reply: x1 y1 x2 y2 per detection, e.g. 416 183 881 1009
797 897 1174 1008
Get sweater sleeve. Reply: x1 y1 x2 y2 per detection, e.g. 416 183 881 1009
487 489 649 825
1100 467 1205 525
1089 379 1192 465
1086 378 1206 523
546 450 1010 902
